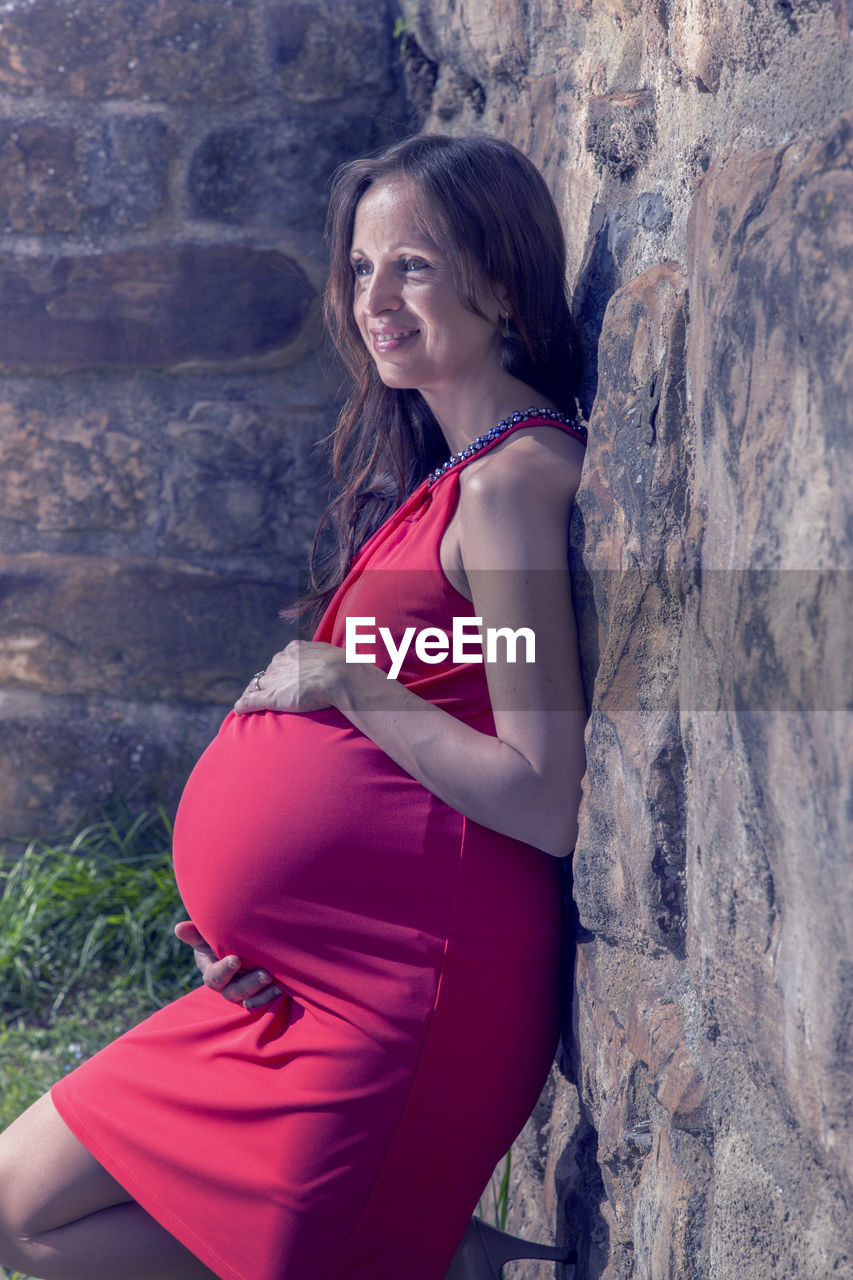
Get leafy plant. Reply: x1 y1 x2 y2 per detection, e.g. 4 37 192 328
0 805 194 1022
393 4 414 41
0 804 197 1280
479 1148 512 1230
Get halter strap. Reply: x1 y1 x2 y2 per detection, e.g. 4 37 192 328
426 408 586 487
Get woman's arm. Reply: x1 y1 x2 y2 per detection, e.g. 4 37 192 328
236 437 587 857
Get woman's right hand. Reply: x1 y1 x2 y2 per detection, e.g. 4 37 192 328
174 921 282 1010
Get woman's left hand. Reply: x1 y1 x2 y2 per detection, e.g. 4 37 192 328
234 640 349 715
174 921 283 1010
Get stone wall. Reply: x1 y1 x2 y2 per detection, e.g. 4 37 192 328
396 2 852 1277
0 0 406 840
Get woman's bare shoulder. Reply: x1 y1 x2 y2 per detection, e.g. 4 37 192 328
459 424 586 506
452 427 584 573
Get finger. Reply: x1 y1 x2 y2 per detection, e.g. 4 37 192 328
174 922 227 964
174 920 205 946
202 954 243 991
242 986 283 1010
185 937 236 975
234 686 273 715
234 648 296 713
175 921 233 975
224 969 283 1007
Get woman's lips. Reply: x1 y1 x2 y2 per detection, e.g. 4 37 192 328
370 328 420 352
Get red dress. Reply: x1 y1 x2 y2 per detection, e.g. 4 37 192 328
51 413 586 1280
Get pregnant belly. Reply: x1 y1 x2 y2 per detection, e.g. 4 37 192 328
172 709 463 1008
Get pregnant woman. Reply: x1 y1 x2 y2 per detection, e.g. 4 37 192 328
0 133 587 1280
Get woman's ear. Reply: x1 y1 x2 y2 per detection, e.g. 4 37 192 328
484 283 511 326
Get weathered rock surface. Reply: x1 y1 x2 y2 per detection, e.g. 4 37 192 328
564 262 707 1280
678 120 853 1279
0 0 254 103
188 117 389 232
0 551 293 703
404 2 852 1277
0 246 317 373
0 687 223 839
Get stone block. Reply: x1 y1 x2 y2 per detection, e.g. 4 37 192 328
573 943 654 1256
669 1 727 93
160 400 326 560
0 552 294 705
0 121 81 234
188 116 391 230
0 245 316 373
0 403 148 533
585 91 656 179
430 65 488 124
0 689 223 843
624 985 707 1128
0 114 169 236
399 31 439 127
410 0 528 84
0 0 252 103
264 0 397 104
84 115 169 231
668 0 810 94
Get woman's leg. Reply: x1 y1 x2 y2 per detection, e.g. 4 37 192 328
0 1092 219 1280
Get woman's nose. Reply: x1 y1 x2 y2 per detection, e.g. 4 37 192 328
363 267 401 314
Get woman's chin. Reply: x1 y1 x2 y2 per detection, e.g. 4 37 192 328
374 366 419 392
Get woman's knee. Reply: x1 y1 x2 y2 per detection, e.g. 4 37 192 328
0 1096 41 1239
0 1104 39 1259
0 1091 129 1239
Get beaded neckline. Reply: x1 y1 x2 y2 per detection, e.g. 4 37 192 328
426 407 587 487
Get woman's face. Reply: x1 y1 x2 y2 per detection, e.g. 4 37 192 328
350 178 504 402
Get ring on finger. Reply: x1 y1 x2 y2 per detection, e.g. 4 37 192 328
251 670 265 691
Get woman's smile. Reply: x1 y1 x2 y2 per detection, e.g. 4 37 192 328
369 325 421 353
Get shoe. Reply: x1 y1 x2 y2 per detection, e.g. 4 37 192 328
444 1216 575 1279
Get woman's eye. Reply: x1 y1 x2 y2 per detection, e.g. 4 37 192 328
352 260 371 278
403 257 429 272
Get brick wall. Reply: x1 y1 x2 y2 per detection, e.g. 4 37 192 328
0 0 406 843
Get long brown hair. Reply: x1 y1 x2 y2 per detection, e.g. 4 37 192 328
294 133 582 625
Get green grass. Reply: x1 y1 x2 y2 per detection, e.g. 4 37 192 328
0 805 196 1279
0 988 171 1130
479 1148 512 1231
0 805 194 1026
0 805 196 1125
